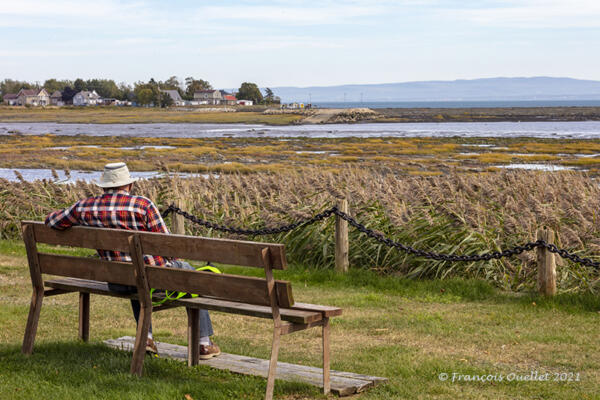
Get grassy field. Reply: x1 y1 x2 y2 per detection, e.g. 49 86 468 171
2 105 600 125
1 240 599 399
0 107 303 125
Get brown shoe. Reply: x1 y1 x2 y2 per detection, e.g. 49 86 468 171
199 341 220 360
146 338 158 354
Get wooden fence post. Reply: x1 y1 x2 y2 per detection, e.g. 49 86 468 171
536 227 556 296
172 197 185 235
335 199 349 273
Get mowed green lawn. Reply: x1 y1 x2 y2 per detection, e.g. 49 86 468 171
0 240 599 400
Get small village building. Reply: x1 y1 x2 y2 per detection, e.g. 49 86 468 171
236 99 253 106
2 93 18 105
187 100 207 106
160 89 185 106
222 95 237 105
16 88 50 106
73 90 100 106
193 90 222 105
98 98 118 106
50 91 64 106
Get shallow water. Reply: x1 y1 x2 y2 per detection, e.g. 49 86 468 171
0 168 207 183
2 121 600 139
495 164 574 171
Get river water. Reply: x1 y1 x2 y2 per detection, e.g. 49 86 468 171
1 120 600 139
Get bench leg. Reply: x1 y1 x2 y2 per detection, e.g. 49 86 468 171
130 305 152 376
322 317 331 395
265 326 281 400
78 292 90 342
22 288 44 355
187 308 200 366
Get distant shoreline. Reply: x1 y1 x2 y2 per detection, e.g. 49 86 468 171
1 105 600 125
371 106 600 123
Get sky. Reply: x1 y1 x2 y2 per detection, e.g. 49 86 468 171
1 0 599 88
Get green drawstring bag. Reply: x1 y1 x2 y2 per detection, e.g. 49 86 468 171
151 264 221 306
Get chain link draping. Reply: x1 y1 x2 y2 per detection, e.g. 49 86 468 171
162 204 600 269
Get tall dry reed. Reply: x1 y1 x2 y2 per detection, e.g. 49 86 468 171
2 168 599 292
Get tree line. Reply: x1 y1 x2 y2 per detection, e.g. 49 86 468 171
0 77 277 106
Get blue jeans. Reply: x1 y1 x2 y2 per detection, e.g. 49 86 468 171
108 260 214 337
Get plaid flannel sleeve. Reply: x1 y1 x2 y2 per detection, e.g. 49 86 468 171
145 202 170 234
45 201 80 230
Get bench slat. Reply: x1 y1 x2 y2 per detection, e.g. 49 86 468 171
141 234 287 270
45 279 319 324
146 266 294 308
30 222 132 253
26 221 286 269
44 278 137 299
170 297 320 324
291 302 343 317
38 253 136 286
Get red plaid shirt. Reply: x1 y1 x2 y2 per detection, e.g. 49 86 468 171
45 189 169 266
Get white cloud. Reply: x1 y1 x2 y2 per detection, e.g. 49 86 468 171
443 0 600 28
195 4 384 25
0 0 144 17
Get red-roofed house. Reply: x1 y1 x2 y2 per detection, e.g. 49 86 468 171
2 93 18 105
222 94 237 105
16 88 50 106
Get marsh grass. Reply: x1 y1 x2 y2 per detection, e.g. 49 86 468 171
2 135 600 176
2 168 599 293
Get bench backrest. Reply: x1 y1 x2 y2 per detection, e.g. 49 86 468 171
22 221 294 308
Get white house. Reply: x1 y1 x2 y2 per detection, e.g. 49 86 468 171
236 99 253 106
159 89 185 106
73 90 101 106
194 90 222 105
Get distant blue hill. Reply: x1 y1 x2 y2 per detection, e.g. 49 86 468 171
269 77 600 103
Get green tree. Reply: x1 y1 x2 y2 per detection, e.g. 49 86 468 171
73 78 86 92
264 87 274 103
136 88 154 106
134 79 161 106
43 79 72 93
184 77 212 100
0 79 34 95
236 82 263 104
118 82 134 101
163 76 181 90
160 92 174 108
86 79 120 98
61 87 78 103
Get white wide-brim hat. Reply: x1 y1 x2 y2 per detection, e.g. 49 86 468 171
95 162 139 188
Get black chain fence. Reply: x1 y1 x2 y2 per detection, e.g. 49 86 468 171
162 204 600 270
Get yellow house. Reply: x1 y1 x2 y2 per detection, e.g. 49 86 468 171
16 88 51 106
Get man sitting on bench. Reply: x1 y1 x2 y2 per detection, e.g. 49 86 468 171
45 162 220 359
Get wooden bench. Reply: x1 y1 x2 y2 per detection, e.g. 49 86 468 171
21 221 342 400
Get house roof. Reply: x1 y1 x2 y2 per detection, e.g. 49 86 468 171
76 90 100 99
3 93 18 99
195 90 218 94
18 89 40 96
160 89 183 102
224 95 237 101
51 91 62 98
